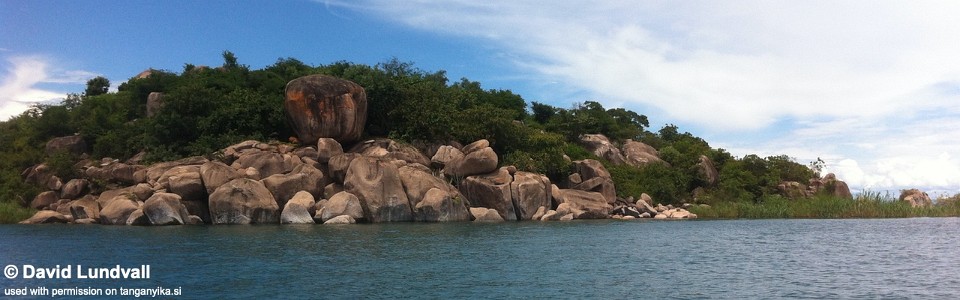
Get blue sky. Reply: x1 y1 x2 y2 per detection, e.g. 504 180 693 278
2 1 960 194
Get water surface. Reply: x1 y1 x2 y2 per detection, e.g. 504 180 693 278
2 218 959 298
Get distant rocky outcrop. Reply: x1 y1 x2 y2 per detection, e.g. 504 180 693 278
579 134 625 165
899 189 932 208
777 173 853 200
622 139 666 168
696 155 719 187
284 75 367 145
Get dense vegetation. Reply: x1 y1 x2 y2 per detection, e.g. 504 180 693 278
3 51 949 222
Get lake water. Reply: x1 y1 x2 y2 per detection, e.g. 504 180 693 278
2 218 960 299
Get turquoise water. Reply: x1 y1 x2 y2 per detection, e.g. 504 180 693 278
2 218 960 299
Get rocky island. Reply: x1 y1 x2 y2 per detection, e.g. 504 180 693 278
7 57 952 225
21 75 707 225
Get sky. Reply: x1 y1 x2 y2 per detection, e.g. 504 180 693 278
2 0 959 195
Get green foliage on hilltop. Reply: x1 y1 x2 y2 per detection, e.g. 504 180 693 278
0 52 821 218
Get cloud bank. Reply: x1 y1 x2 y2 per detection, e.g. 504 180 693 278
0 55 98 120
332 1 960 192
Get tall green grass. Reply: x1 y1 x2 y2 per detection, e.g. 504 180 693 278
689 193 960 219
0 202 36 224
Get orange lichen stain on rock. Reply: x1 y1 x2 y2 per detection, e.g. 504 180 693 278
339 95 356 110
285 90 314 118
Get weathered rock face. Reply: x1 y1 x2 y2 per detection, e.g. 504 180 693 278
68 196 100 220
316 138 344 164
232 151 289 178
100 196 141 225
570 159 616 204
443 139 498 178
85 162 145 185
469 207 504 222
126 209 150 225
696 155 719 187
398 164 457 210
430 145 464 169
899 189 932 208
554 189 611 219
328 153 361 184
344 157 413 222
319 191 365 223
323 215 356 224
147 92 164 117
30 191 59 210
45 135 87 156
280 191 316 224
777 181 809 199
61 179 90 200
200 161 242 195
142 193 191 226
20 210 69 224
350 139 431 166
166 170 205 201
817 173 853 199
137 156 208 185
208 178 279 224
459 168 516 221
262 163 326 209
510 171 552 220
579 134 625 165
621 139 665 167
284 75 367 145
415 188 471 222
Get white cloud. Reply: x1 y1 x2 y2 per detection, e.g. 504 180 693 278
0 55 98 120
333 1 960 192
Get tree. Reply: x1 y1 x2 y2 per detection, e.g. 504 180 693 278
222 50 239 69
530 102 557 124
84 76 110 96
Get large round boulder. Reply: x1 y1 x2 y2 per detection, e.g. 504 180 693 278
415 188 471 222
30 191 59 210
142 193 191 226
443 139 498 178
579 134 625 165
208 178 279 224
280 191 316 224
621 139 666 167
319 191 365 223
284 75 367 145
99 195 141 225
